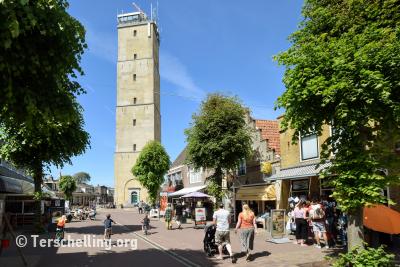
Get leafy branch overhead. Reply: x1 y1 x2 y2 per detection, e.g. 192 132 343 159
132 141 170 205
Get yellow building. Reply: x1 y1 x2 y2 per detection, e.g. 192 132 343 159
268 117 333 209
114 11 161 206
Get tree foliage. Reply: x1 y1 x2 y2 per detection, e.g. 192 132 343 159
131 141 170 205
73 172 91 184
275 0 400 212
0 0 90 169
185 94 252 199
59 175 77 201
332 245 395 267
0 0 87 126
0 0 89 229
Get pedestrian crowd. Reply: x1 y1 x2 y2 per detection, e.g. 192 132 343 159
289 196 348 249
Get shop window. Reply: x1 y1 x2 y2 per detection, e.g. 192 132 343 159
291 179 309 199
300 133 318 160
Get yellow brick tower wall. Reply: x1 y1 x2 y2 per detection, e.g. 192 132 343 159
114 15 160 206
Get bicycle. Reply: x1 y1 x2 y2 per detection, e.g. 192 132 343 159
55 226 64 241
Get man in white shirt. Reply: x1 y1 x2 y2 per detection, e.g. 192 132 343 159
213 203 236 263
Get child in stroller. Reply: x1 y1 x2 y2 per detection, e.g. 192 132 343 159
203 224 229 257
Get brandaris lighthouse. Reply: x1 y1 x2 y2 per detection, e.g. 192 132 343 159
114 8 161 206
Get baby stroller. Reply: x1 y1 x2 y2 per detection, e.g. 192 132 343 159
88 210 96 220
203 224 228 257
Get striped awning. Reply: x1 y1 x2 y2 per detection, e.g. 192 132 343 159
266 162 332 181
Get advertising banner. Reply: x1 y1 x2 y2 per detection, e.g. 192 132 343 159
270 209 286 238
195 207 206 227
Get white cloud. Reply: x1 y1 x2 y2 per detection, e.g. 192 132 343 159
160 52 206 101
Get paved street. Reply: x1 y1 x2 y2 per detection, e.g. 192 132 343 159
1 209 338 267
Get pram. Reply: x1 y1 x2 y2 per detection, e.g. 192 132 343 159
203 224 229 257
88 210 96 220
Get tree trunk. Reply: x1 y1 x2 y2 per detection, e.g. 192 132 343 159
347 207 364 250
33 163 43 233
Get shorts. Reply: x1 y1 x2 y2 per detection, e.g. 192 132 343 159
312 221 326 233
215 230 230 245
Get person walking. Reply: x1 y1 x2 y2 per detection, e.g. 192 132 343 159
235 204 257 262
174 201 183 229
309 198 329 248
142 213 150 235
213 203 236 263
104 214 116 240
293 200 308 246
138 200 144 214
164 203 173 230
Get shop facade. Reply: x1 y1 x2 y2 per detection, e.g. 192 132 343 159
234 183 276 216
267 162 332 209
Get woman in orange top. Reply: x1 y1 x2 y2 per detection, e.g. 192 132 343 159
235 204 257 262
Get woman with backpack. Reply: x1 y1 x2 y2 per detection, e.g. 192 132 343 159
309 198 329 248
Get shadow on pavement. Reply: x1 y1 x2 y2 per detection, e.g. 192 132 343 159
251 250 271 260
1 247 219 267
65 224 142 235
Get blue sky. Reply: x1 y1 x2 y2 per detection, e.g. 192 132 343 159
49 0 304 187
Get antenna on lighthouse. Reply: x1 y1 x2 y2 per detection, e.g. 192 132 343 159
132 2 144 13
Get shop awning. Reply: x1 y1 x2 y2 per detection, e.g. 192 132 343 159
0 175 57 198
236 185 276 201
364 205 400 234
168 185 207 197
0 175 23 193
266 162 332 181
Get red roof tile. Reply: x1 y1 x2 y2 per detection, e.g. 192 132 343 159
255 120 280 155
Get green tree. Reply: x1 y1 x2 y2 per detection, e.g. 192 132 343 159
185 94 252 200
0 0 89 230
59 175 77 201
274 0 400 249
131 141 170 205
73 172 91 184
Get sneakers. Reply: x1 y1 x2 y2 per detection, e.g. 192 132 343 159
231 255 237 264
314 244 322 249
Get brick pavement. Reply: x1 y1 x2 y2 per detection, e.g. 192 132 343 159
111 208 336 267
0 209 338 267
